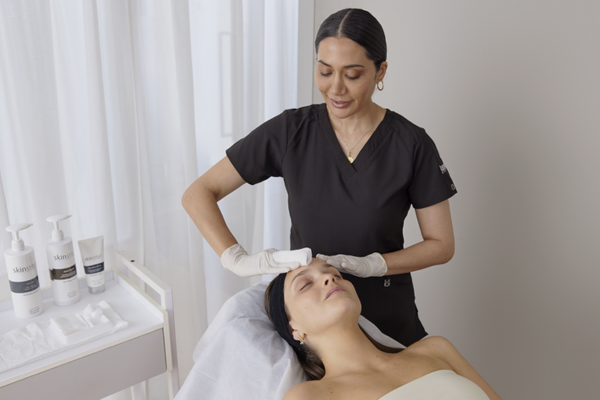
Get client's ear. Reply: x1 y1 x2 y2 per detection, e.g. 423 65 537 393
289 321 305 342
291 329 303 342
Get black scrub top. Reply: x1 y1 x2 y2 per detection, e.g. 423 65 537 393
227 104 456 346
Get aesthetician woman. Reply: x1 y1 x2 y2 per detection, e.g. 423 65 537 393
182 8 457 346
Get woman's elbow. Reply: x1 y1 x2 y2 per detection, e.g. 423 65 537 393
440 239 455 264
182 178 220 215
181 187 194 211
442 244 455 264
431 235 454 265
181 183 205 213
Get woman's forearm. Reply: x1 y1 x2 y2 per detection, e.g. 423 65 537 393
382 237 454 275
382 199 455 275
182 157 246 257
182 184 237 256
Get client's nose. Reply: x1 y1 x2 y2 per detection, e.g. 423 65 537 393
322 271 337 286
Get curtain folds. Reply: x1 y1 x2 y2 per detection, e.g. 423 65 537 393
0 0 299 397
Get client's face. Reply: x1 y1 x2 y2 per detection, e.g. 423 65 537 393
284 258 360 340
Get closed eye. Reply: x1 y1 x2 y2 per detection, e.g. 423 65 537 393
319 72 359 80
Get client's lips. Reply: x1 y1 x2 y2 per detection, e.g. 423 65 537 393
325 286 346 300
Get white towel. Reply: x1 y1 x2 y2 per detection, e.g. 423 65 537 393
0 300 127 372
272 248 312 266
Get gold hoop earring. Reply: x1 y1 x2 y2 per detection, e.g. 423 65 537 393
377 81 384 91
299 336 305 346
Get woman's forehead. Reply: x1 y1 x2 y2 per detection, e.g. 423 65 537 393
317 37 370 66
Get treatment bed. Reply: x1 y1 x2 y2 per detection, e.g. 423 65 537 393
175 281 402 400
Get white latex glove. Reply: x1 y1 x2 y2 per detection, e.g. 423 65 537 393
221 244 302 277
316 252 387 278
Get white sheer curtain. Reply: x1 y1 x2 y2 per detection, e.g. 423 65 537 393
0 0 298 398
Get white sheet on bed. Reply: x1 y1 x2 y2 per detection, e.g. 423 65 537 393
175 281 403 400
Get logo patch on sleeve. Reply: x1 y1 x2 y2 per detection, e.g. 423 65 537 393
439 164 447 174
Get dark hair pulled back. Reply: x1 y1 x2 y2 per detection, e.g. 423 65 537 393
315 8 387 71
265 273 402 381
265 274 325 380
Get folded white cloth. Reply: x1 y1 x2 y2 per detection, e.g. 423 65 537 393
272 248 312 266
0 301 127 372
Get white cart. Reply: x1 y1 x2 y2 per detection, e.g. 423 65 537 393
0 251 179 400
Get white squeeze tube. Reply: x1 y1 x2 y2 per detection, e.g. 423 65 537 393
78 235 105 294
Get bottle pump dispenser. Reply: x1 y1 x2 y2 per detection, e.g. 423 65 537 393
4 223 44 318
46 214 80 306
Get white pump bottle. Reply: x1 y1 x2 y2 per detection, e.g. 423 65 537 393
46 214 80 306
4 223 44 318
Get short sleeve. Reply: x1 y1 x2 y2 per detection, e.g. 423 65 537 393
226 111 289 185
408 130 457 209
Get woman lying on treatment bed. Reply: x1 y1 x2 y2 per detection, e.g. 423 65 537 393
265 258 502 400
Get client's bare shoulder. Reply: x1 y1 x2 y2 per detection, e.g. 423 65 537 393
403 336 503 400
283 380 332 400
401 336 455 367
408 336 455 353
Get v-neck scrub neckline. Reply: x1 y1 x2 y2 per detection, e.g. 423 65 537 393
226 104 456 345
318 103 391 180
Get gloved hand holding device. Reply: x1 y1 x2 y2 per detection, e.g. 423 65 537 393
221 244 308 277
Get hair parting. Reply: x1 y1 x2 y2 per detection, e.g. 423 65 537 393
315 8 387 71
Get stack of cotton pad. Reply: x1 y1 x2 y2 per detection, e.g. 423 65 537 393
50 304 113 344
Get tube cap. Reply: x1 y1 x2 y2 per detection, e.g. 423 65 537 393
47 214 72 241
6 223 33 251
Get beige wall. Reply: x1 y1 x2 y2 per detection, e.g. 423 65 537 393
310 1 600 398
